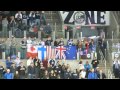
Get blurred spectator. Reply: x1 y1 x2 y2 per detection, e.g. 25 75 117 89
113 59 120 78
34 62 40 79
0 64 4 79
15 11 22 25
14 57 21 67
67 39 74 46
88 69 98 79
48 57 56 68
40 11 46 25
33 56 40 67
49 70 56 79
54 39 58 47
71 69 79 79
22 11 28 27
21 37 27 59
27 37 32 45
43 70 49 79
29 11 35 26
35 11 40 27
27 57 33 67
44 23 52 35
97 69 106 79
79 69 86 79
84 61 91 78
78 61 84 72
6 56 13 69
45 37 53 46
17 62 26 79
10 36 17 56
91 57 99 70
2 17 8 37
58 38 64 46
10 63 17 76
39 63 45 79
64 68 71 79
14 71 20 79
4 69 13 79
9 16 16 36
28 62 35 79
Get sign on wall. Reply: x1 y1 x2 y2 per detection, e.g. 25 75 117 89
60 11 110 26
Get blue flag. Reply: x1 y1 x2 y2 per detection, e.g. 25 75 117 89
65 46 77 60
38 46 47 61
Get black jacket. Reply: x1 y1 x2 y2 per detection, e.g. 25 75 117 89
64 71 71 79
28 66 35 74
17 66 26 76
10 66 16 73
91 60 99 68
45 40 53 46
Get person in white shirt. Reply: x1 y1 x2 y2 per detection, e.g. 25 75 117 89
14 57 21 67
15 11 22 24
27 57 33 67
27 37 32 45
78 61 84 72
79 69 86 79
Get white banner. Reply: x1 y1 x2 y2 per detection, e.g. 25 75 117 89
60 11 110 26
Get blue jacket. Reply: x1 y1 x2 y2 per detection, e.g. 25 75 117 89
84 64 91 71
4 73 13 79
88 72 98 79
6 60 12 68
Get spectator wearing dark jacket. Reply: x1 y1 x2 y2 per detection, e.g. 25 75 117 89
113 60 120 78
17 62 26 79
58 38 64 46
10 63 17 76
34 62 40 79
49 58 56 68
0 65 4 79
91 58 99 70
43 70 49 79
97 70 106 79
28 62 35 79
14 71 20 79
45 37 53 46
71 69 79 79
64 69 71 79
54 40 58 47
33 56 40 67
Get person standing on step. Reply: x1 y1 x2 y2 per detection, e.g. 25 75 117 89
113 59 120 78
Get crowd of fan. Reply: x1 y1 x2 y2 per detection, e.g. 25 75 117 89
0 55 106 79
0 11 52 38
0 36 108 79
